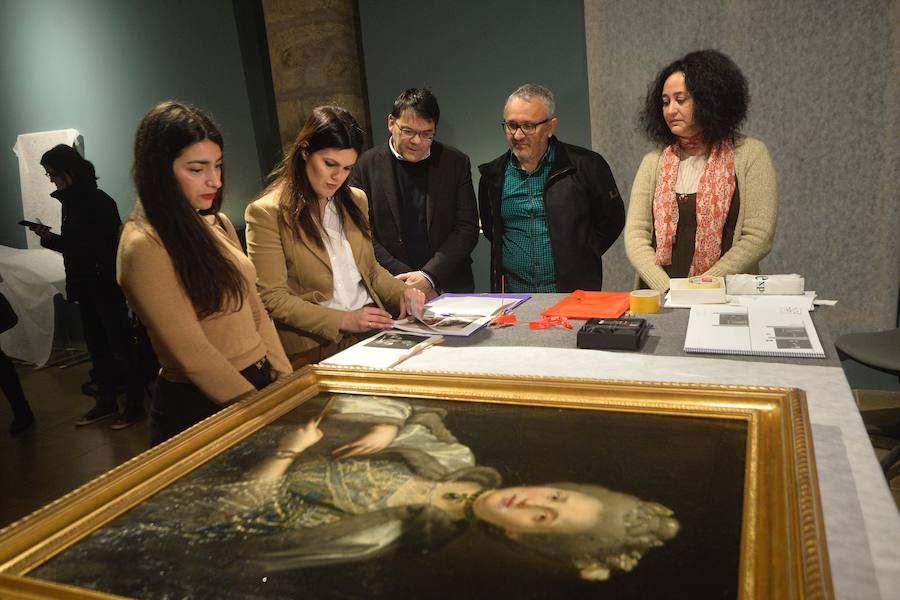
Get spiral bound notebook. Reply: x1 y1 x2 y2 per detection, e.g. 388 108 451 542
684 304 825 358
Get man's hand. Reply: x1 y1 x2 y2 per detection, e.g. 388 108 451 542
397 287 426 320
396 271 438 301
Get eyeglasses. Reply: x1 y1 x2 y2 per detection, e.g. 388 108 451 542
396 125 435 141
501 118 550 135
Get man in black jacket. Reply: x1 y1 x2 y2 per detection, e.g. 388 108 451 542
478 84 625 293
350 88 478 298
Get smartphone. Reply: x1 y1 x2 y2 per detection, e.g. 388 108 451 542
18 220 50 229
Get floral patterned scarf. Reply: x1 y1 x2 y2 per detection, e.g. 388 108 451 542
653 140 736 275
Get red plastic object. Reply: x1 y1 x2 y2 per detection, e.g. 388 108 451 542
541 290 631 319
491 312 519 326
529 315 572 330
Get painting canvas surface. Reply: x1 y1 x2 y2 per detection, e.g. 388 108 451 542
30 394 746 599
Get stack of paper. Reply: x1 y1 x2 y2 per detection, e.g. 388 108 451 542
684 304 825 358
393 293 529 337
323 331 442 369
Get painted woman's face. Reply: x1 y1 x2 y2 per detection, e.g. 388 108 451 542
304 147 357 201
662 71 700 139
172 139 222 211
473 486 604 536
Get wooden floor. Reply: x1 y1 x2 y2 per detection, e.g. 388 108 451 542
0 359 148 528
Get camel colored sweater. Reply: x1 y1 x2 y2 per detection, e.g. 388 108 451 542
117 212 292 404
624 136 778 291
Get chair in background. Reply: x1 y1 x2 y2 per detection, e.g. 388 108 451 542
835 328 900 481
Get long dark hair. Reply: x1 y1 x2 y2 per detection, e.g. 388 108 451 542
40 144 97 187
639 49 749 147
132 100 245 319
261 106 367 248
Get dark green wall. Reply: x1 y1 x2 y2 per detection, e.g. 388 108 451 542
0 0 271 248
357 0 591 291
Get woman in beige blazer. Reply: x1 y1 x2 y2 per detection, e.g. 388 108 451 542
246 106 423 365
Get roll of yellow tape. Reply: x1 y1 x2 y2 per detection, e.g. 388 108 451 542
630 289 661 314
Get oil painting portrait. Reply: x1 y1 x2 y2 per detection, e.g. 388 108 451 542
29 392 746 599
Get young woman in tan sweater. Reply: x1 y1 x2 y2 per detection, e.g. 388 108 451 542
118 101 292 446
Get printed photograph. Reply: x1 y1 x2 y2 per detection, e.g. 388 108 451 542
717 313 749 326
772 326 809 338
775 337 813 349
365 332 430 349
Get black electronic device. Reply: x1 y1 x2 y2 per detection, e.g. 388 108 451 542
576 317 649 351
18 220 49 229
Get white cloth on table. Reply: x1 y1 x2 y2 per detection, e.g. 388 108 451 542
389 345 900 600
0 247 66 366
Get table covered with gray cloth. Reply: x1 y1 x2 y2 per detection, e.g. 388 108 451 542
330 293 898 599
439 293 840 367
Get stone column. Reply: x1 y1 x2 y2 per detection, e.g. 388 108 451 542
261 0 371 151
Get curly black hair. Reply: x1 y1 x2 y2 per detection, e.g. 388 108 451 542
639 49 749 147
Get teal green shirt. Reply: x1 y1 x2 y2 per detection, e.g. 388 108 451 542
500 140 557 292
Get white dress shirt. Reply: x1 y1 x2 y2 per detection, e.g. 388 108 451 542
319 199 373 311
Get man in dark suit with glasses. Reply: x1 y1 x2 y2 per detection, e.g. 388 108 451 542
350 88 478 300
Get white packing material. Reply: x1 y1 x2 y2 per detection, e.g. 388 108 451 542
725 273 805 295
0 247 66 366
12 129 82 249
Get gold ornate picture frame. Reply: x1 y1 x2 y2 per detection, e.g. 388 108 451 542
0 365 832 599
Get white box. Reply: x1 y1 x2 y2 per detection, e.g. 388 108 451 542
669 276 727 305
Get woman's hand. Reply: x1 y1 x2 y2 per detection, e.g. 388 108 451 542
332 424 400 460
277 420 323 454
340 306 394 333
397 287 427 320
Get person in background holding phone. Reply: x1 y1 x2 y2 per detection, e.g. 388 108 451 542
27 145 146 429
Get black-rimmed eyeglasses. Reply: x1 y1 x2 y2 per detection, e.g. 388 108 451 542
397 125 435 141
500 118 550 135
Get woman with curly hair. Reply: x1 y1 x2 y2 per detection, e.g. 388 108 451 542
118 101 292 445
245 106 424 366
624 49 778 291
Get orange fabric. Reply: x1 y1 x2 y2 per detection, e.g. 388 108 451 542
541 290 631 319
653 140 736 275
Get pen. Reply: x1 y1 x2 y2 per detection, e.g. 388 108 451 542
387 336 444 369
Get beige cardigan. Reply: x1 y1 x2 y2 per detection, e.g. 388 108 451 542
117 212 292 404
624 136 778 291
245 186 407 357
